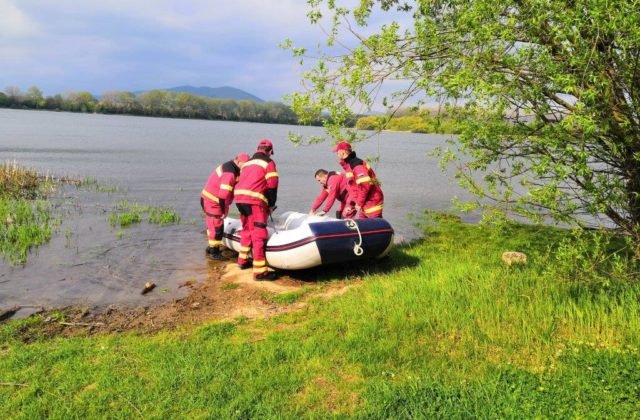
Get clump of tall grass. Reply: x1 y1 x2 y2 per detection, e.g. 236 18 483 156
108 211 142 227
0 161 46 199
542 228 640 288
0 198 54 264
148 207 181 225
109 200 180 228
0 162 58 264
74 177 120 193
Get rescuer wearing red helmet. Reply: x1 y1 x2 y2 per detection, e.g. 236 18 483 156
333 141 384 218
234 139 279 281
201 153 250 260
308 168 349 219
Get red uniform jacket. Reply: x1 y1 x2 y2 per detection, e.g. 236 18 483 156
234 152 278 208
311 171 349 213
340 152 384 215
201 160 242 213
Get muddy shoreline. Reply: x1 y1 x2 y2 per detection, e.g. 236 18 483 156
1 258 360 341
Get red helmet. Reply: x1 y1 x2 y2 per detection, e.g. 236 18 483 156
236 153 250 163
332 141 352 152
257 139 274 154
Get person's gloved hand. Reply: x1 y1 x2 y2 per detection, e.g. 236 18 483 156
343 207 356 218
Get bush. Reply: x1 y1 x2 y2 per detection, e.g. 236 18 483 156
542 228 639 287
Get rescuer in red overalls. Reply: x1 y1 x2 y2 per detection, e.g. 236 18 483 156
234 139 279 281
201 153 250 260
308 169 349 219
333 141 384 218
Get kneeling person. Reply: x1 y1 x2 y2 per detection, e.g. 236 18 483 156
308 169 349 219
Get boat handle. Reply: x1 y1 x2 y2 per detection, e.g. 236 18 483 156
345 220 364 256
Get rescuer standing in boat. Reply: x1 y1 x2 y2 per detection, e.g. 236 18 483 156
308 169 349 219
201 153 250 260
333 141 384 218
234 139 279 281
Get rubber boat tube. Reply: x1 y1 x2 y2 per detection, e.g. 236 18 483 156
222 211 394 270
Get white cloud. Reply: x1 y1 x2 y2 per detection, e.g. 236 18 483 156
0 0 40 39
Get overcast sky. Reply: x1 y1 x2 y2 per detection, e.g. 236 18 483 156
1 0 332 102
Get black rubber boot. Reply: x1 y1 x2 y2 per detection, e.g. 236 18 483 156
254 271 278 281
207 246 228 261
238 259 253 270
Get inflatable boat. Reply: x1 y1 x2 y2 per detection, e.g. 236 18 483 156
222 211 394 270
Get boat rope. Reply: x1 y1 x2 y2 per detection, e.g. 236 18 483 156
345 219 364 256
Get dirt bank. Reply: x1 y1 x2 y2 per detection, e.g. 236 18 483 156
3 258 359 341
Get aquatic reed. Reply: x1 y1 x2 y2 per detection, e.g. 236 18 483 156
108 201 180 227
0 161 42 199
0 162 58 264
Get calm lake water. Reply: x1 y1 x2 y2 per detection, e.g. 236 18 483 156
0 108 470 310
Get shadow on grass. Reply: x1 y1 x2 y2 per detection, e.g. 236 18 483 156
280 241 423 283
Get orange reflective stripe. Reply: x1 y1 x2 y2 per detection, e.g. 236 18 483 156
253 266 268 274
220 184 233 191
238 252 249 259
208 239 222 246
239 245 251 252
234 189 268 204
356 176 372 184
265 172 278 179
253 260 266 267
201 189 219 202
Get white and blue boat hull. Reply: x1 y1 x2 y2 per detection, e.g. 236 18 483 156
222 211 394 270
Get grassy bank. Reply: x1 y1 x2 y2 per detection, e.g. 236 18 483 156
1 213 639 417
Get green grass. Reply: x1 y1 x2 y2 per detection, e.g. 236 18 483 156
1 212 639 417
76 177 120 193
262 287 312 304
109 201 180 228
0 197 55 264
148 207 181 225
108 211 142 227
0 163 59 265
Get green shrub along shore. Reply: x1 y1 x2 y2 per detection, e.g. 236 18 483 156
2 212 639 417
355 108 464 134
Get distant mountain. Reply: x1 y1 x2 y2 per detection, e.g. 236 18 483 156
136 85 264 103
